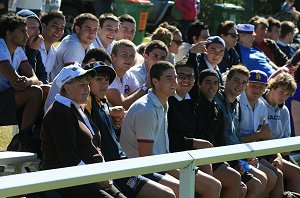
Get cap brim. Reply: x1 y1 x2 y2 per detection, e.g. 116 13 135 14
249 80 268 84
94 67 116 85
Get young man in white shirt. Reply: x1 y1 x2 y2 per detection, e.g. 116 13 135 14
39 11 65 81
0 14 43 151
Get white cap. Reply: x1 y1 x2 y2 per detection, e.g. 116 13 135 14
55 62 96 89
236 24 256 35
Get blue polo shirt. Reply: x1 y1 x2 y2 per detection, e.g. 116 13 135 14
239 44 275 77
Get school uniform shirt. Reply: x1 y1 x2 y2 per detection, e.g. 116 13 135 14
0 39 28 92
120 90 169 158
239 92 269 141
38 42 57 82
277 40 297 59
51 33 94 80
261 95 291 139
93 34 114 54
168 93 198 152
127 62 147 88
108 65 140 97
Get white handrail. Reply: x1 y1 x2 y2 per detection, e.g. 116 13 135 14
0 136 300 198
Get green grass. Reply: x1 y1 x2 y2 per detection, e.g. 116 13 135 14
0 126 14 151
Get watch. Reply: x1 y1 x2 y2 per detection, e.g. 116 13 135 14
141 85 149 93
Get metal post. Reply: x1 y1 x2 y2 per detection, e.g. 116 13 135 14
179 162 195 198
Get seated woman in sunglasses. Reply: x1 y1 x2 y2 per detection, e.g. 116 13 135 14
216 20 241 73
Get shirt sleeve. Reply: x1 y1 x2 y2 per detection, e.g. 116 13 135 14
282 107 291 138
135 109 157 143
61 43 85 66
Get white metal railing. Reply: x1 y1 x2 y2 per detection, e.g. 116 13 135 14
0 136 300 198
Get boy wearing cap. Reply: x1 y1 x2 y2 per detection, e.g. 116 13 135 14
238 70 284 198
235 24 278 77
0 14 43 152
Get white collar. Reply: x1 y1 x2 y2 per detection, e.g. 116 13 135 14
174 92 191 101
204 57 220 71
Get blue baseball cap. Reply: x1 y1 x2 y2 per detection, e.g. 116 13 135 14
236 24 256 35
249 70 268 84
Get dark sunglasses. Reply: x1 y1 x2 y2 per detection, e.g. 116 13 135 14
177 73 195 81
172 39 183 46
225 32 238 39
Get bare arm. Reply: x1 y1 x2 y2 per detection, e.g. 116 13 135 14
138 141 154 157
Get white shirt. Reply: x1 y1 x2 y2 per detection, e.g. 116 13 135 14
239 92 269 140
108 65 140 97
127 62 147 88
0 39 28 92
51 34 94 81
93 34 114 54
39 42 57 81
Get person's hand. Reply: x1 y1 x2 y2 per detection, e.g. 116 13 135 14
247 157 259 167
12 76 30 91
189 40 211 54
272 155 283 170
257 119 272 140
193 139 213 149
98 180 113 189
110 106 125 129
27 34 44 50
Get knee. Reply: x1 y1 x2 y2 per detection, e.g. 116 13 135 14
247 177 265 196
162 186 176 198
28 85 43 100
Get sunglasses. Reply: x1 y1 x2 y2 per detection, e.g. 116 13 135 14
225 32 238 39
177 73 195 81
172 39 183 46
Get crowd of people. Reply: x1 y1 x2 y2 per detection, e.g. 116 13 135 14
1 1 300 197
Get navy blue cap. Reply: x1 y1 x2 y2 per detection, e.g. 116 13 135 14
206 36 225 48
249 70 268 84
16 9 42 33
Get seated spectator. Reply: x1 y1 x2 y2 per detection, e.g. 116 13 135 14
106 39 148 109
94 13 119 54
116 14 136 41
235 24 277 77
85 61 177 198
216 20 240 73
16 9 48 84
128 40 168 87
41 64 125 198
44 13 98 111
0 14 43 152
120 61 222 198
262 73 300 193
39 11 65 82
159 22 183 61
281 0 300 22
249 16 288 67
277 21 298 59
238 70 284 197
151 26 175 64
176 20 209 62
266 17 281 42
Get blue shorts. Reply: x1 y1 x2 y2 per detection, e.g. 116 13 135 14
114 173 163 197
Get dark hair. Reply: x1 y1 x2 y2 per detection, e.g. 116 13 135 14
72 13 98 33
83 48 112 64
41 11 65 25
249 15 268 30
268 72 296 96
111 39 136 56
99 13 119 27
267 17 281 32
150 61 175 87
175 58 193 71
151 27 173 47
0 14 26 38
144 40 169 56
226 65 250 81
187 20 208 44
291 50 300 66
280 21 295 39
118 14 135 25
216 20 236 36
